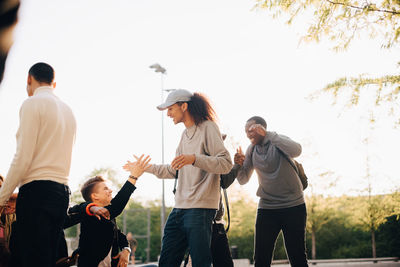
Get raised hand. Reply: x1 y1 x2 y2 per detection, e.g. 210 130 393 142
123 154 152 178
249 124 267 137
234 146 245 166
171 154 196 170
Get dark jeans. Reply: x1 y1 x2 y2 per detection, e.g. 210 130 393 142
254 204 308 267
159 208 216 267
15 180 70 267
211 223 233 267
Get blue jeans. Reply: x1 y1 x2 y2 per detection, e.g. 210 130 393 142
159 208 216 267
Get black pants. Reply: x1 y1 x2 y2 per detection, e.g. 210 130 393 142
254 204 308 267
211 223 233 267
15 180 69 267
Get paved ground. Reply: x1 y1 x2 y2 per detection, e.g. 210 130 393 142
131 260 400 267
271 263 400 267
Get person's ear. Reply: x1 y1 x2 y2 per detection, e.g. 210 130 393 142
181 102 188 113
52 81 56 88
90 192 98 202
27 75 32 85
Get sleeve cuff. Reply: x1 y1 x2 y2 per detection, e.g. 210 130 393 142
86 203 97 216
122 247 131 254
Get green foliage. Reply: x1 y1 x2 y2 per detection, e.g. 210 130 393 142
314 215 371 258
64 224 78 238
226 190 400 260
273 233 290 260
255 0 400 49
306 194 336 232
227 188 257 260
255 0 400 126
376 215 400 257
115 200 167 262
66 166 400 262
312 74 400 126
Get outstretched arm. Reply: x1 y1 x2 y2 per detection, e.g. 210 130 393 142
125 154 177 179
104 155 151 219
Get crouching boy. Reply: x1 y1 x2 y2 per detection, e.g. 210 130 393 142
74 155 150 267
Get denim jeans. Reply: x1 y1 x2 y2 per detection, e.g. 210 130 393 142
254 204 308 267
15 180 70 267
159 208 216 267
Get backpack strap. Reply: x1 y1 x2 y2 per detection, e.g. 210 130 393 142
275 147 299 174
222 188 230 232
173 170 178 195
251 143 299 174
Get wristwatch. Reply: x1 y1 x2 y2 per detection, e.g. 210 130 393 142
123 247 131 254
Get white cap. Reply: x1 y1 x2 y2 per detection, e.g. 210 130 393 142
157 89 193 110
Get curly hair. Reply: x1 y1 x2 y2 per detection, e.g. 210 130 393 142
178 92 217 125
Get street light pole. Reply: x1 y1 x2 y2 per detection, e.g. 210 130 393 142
149 63 167 240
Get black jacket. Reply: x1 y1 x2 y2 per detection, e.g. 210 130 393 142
65 181 136 267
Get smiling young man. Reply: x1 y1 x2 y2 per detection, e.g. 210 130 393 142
235 116 308 267
125 89 232 267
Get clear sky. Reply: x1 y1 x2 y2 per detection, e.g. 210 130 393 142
0 0 399 206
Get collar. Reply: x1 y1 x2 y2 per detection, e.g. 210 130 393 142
261 134 270 146
185 124 197 140
33 86 54 96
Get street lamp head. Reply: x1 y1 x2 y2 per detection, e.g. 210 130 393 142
149 63 160 69
149 63 166 74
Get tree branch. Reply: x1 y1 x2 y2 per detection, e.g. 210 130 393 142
324 0 400 15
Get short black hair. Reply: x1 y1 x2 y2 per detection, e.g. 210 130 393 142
247 116 267 128
28 62 54 84
80 176 105 202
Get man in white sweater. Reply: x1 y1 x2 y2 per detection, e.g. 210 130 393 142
0 62 76 267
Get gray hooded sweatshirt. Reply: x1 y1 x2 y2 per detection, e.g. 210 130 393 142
236 131 304 209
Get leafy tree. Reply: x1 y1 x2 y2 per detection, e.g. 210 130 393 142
116 200 168 263
306 193 335 259
255 0 400 49
385 189 400 217
316 196 371 258
350 134 394 257
376 214 400 257
227 186 257 260
255 0 400 126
